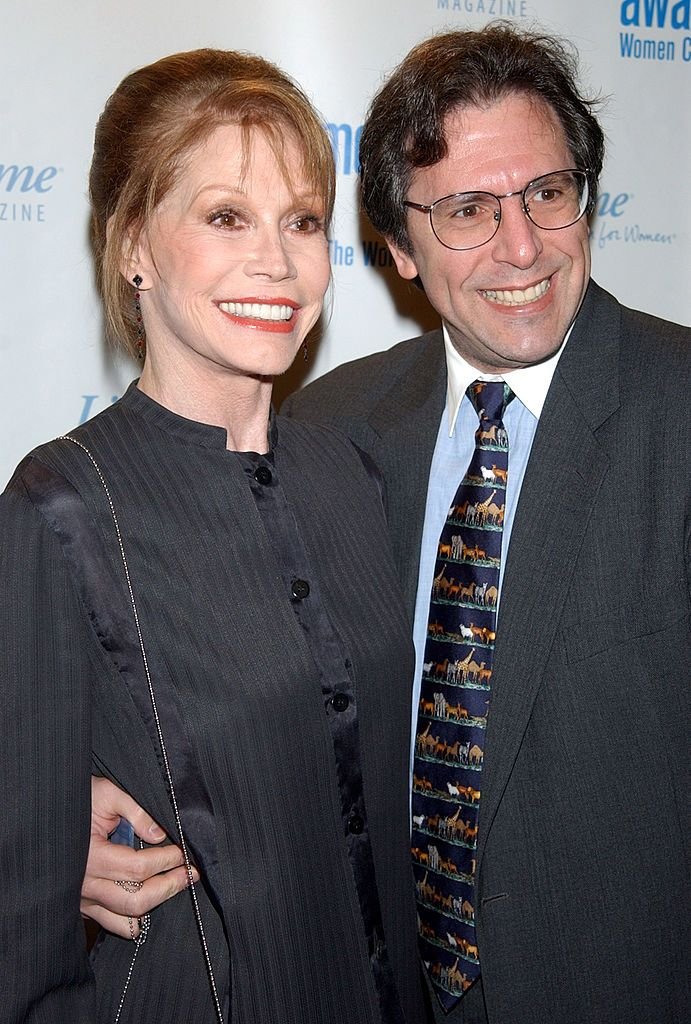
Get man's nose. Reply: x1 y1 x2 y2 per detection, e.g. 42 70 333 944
490 194 543 269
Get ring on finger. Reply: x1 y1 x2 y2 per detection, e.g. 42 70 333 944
116 879 143 894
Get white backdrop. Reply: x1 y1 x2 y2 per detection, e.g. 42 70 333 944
2 0 689 485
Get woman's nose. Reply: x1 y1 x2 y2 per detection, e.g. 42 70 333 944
244 228 297 281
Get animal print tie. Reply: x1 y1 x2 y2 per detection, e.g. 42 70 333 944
412 380 513 1011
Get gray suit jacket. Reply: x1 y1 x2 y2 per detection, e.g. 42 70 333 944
284 281 691 1024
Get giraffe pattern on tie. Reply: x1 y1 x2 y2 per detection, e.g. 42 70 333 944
412 380 513 1010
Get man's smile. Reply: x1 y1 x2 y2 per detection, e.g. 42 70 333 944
479 277 551 307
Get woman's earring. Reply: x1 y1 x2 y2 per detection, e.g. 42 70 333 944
132 274 145 360
302 339 309 362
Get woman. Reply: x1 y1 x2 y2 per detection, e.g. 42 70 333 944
0 50 425 1023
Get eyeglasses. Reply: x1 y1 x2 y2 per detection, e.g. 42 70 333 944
403 169 590 251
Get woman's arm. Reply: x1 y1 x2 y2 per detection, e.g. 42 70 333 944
0 489 96 1023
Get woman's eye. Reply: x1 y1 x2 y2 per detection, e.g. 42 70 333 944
291 214 324 234
209 209 246 229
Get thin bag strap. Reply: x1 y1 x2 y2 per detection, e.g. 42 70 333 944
59 435 224 1024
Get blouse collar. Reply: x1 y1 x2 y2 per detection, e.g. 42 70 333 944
121 381 278 453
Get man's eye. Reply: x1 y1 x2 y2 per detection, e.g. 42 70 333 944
455 204 482 219
444 197 493 221
533 188 560 203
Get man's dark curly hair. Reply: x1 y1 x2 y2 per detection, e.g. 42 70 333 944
359 22 605 254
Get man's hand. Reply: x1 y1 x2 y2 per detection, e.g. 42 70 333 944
82 777 199 938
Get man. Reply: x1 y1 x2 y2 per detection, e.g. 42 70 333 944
86 24 689 1024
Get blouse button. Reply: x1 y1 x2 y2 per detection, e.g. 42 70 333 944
254 466 272 485
332 693 350 713
291 578 310 600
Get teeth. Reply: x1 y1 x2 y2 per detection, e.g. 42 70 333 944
482 278 550 306
219 301 294 321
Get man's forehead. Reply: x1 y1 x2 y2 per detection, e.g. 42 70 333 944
440 93 566 152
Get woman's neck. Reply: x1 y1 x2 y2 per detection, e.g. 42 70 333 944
138 356 274 453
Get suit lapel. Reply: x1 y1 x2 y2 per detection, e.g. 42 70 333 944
368 331 447 617
475 283 622 871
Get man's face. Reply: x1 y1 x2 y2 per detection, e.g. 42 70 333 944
388 93 591 373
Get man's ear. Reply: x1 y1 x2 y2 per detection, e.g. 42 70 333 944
386 238 420 282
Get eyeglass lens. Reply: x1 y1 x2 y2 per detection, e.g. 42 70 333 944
432 170 589 250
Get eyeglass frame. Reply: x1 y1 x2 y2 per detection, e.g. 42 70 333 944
403 168 592 252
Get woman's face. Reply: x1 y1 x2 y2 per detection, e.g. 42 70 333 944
132 124 330 381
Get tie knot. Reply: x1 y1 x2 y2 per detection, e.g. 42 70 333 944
467 380 513 424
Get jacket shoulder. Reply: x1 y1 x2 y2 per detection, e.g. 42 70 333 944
587 281 690 364
282 329 443 422
618 303 691 364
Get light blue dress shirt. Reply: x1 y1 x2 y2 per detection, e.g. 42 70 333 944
409 326 569 780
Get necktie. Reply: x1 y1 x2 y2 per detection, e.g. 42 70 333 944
412 380 513 1010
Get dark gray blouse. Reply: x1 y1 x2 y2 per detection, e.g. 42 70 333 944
0 384 427 1024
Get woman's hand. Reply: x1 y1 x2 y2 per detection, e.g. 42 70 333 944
81 777 198 938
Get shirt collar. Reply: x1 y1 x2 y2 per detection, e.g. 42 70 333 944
443 323 572 435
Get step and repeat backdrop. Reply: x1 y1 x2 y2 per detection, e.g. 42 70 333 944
2 0 689 484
